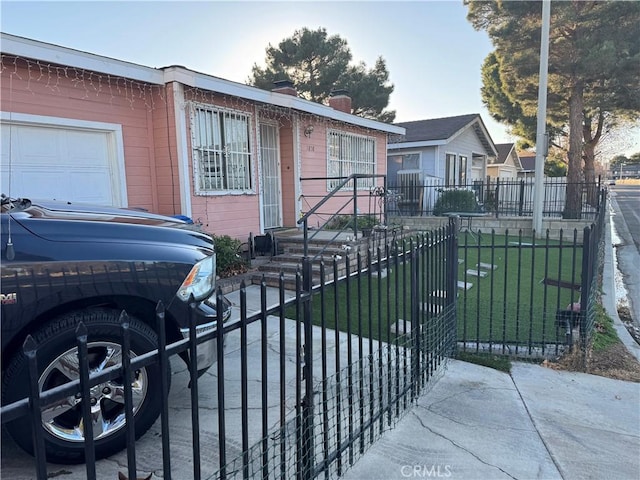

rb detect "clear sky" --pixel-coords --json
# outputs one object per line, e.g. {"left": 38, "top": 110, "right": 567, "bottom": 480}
{"left": 1, "top": 0, "right": 636, "bottom": 156}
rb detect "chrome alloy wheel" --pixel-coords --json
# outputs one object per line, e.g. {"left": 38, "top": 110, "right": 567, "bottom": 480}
{"left": 38, "top": 341, "right": 148, "bottom": 442}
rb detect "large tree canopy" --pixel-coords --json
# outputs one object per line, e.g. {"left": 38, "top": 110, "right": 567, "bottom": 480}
{"left": 466, "top": 1, "right": 640, "bottom": 217}
{"left": 248, "top": 27, "right": 395, "bottom": 122}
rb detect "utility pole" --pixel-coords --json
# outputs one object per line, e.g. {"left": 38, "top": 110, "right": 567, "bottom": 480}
{"left": 533, "top": 0, "right": 551, "bottom": 237}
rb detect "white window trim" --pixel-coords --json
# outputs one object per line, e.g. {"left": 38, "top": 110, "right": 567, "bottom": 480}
{"left": 444, "top": 151, "right": 457, "bottom": 187}
{"left": 257, "top": 116, "right": 283, "bottom": 232}
{"left": 0, "top": 111, "right": 127, "bottom": 207}
{"left": 189, "top": 102, "right": 256, "bottom": 196}
{"left": 390, "top": 150, "right": 422, "bottom": 171}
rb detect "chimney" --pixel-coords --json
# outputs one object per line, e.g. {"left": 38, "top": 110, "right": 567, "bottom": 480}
{"left": 272, "top": 79, "right": 297, "bottom": 97}
{"left": 328, "top": 89, "right": 352, "bottom": 114}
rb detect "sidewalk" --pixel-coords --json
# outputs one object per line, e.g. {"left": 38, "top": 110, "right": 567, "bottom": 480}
{"left": 341, "top": 359, "right": 640, "bottom": 480}
{"left": 341, "top": 207, "right": 640, "bottom": 480}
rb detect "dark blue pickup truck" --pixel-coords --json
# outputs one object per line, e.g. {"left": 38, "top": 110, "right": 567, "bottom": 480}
{"left": 1, "top": 195, "right": 231, "bottom": 464}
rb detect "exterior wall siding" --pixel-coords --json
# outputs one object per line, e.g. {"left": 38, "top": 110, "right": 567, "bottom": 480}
{"left": 182, "top": 89, "right": 260, "bottom": 240}
{"left": 437, "top": 128, "right": 486, "bottom": 179}
{"left": 2, "top": 53, "right": 397, "bottom": 242}
{"left": 298, "top": 123, "right": 387, "bottom": 230}
{"left": 0, "top": 56, "right": 161, "bottom": 211}
{"left": 152, "top": 83, "right": 181, "bottom": 216}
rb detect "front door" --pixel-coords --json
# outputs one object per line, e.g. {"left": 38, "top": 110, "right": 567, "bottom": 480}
{"left": 259, "top": 123, "right": 282, "bottom": 230}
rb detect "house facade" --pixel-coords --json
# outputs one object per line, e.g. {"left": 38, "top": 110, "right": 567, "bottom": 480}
{"left": 387, "top": 114, "right": 497, "bottom": 188}
{"left": 487, "top": 143, "right": 523, "bottom": 179}
{"left": 0, "top": 33, "right": 403, "bottom": 240}
{"left": 518, "top": 154, "right": 536, "bottom": 179}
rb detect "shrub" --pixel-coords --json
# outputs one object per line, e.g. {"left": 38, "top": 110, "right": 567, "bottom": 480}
{"left": 212, "top": 234, "right": 248, "bottom": 278}
{"left": 433, "top": 189, "right": 478, "bottom": 216}
{"left": 325, "top": 214, "right": 379, "bottom": 231}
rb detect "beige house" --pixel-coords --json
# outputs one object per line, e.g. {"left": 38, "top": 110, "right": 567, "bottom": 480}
{"left": 487, "top": 143, "right": 523, "bottom": 179}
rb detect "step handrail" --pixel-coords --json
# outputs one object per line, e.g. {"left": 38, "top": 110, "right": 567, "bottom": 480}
{"left": 297, "top": 173, "right": 386, "bottom": 258}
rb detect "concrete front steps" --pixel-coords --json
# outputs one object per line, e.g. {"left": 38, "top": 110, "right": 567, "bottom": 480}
{"left": 251, "top": 228, "right": 409, "bottom": 289}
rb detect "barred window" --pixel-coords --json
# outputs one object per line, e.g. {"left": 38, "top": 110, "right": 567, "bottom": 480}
{"left": 192, "top": 107, "right": 252, "bottom": 192}
{"left": 327, "top": 130, "right": 376, "bottom": 190}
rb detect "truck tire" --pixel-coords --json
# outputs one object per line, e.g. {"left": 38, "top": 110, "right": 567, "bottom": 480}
{"left": 2, "top": 308, "right": 168, "bottom": 464}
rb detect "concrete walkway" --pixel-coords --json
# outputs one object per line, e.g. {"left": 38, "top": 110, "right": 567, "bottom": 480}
{"left": 341, "top": 359, "right": 640, "bottom": 480}
{"left": 342, "top": 208, "right": 640, "bottom": 480}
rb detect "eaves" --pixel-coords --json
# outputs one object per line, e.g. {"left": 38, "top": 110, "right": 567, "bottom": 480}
{"left": 2, "top": 32, "right": 405, "bottom": 135}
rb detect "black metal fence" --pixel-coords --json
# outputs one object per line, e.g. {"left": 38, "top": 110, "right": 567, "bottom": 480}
{"left": 1, "top": 225, "right": 458, "bottom": 480}
{"left": 454, "top": 191, "right": 607, "bottom": 359}
{"left": 1, "top": 189, "right": 608, "bottom": 478}
{"left": 387, "top": 178, "right": 604, "bottom": 219}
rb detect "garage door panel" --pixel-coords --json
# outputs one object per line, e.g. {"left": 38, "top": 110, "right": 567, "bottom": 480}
{"left": 67, "top": 130, "right": 110, "bottom": 165}
{"left": 1, "top": 167, "right": 69, "bottom": 200}
{"left": 14, "top": 126, "right": 64, "bottom": 165}
{"left": 1, "top": 166, "right": 113, "bottom": 204}
{"left": 0, "top": 123, "right": 116, "bottom": 205}
{"left": 68, "top": 171, "right": 113, "bottom": 203}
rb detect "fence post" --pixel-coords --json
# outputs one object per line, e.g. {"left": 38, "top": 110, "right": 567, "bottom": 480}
{"left": 410, "top": 241, "right": 420, "bottom": 401}
{"left": 518, "top": 179, "right": 526, "bottom": 217}
{"left": 24, "top": 335, "right": 48, "bottom": 480}
{"left": 447, "top": 217, "right": 459, "bottom": 355}
{"left": 495, "top": 178, "right": 501, "bottom": 218}
{"left": 579, "top": 226, "right": 591, "bottom": 356}
{"left": 301, "top": 257, "right": 315, "bottom": 478}
{"left": 353, "top": 177, "right": 359, "bottom": 239}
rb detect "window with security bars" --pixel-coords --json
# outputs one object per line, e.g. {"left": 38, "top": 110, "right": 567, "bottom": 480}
{"left": 192, "top": 106, "right": 252, "bottom": 192}
{"left": 327, "top": 130, "right": 376, "bottom": 190}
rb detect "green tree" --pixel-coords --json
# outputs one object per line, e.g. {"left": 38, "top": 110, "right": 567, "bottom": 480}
{"left": 544, "top": 155, "right": 567, "bottom": 177}
{"left": 249, "top": 27, "right": 395, "bottom": 122}
{"left": 467, "top": 1, "right": 640, "bottom": 217}
{"left": 609, "top": 154, "right": 629, "bottom": 169}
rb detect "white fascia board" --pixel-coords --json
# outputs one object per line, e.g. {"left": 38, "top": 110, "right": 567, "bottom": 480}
{"left": 163, "top": 67, "right": 405, "bottom": 135}
{"left": 1, "top": 33, "right": 164, "bottom": 85}
{"left": 2, "top": 32, "right": 404, "bottom": 135}
{"left": 388, "top": 140, "right": 444, "bottom": 150}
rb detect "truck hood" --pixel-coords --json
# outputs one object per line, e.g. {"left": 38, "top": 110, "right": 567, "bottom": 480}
{"left": 6, "top": 198, "right": 214, "bottom": 250}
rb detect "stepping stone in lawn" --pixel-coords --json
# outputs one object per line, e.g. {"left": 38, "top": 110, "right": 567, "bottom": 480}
{"left": 458, "top": 258, "right": 465, "bottom": 264}
{"left": 477, "top": 262, "right": 497, "bottom": 270}
{"left": 390, "top": 319, "right": 413, "bottom": 335}
{"left": 457, "top": 281, "right": 473, "bottom": 290}
{"left": 466, "top": 269, "right": 488, "bottom": 278}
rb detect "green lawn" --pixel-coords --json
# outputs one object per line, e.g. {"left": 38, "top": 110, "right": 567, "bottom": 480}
{"left": 456, "top": 233, "right": 583, "bottom": 347}
{"left": 289, "top": 233, "right": 584, "bottom": 349}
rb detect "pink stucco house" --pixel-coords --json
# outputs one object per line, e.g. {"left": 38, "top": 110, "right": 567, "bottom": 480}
{"left": 0, "top": 33, "right": 404, "bottom": 240}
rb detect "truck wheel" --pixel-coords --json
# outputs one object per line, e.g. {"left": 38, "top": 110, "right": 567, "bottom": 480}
{"left": 2, "top": 309, "right": 168, "bottom": 464}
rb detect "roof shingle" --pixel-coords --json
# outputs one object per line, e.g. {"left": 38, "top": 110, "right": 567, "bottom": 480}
{"left": 392, "top": 113, "right": 480, "bottom": 143}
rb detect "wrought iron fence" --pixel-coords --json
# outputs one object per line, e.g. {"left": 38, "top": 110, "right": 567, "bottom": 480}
{"left": 1, "top": 225, "right": 457, "bottom": 480}
{"left": 454, "top": 191, "right": 607, "bottom": 359}
{"left": 1, "top": 193, "right": 608, "bottom": 478}
{"left": 387, "top": 178, "right": 604, "bottom": 219}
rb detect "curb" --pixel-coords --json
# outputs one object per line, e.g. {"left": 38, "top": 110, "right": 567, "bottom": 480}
{"left": 601, "top": 202, "right": 640, "bottom": 362}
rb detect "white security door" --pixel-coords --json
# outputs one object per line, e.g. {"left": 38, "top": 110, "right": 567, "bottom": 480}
{"left": 259, "top": 123, "right": 282, "bottom": 230}
{"left": 1, "top": 123, "right": 117, "bottom": 205}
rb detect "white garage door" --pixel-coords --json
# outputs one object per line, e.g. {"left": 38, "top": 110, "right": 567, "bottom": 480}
{"left": 1, "top": 123, "right": 119, "bottom": 205}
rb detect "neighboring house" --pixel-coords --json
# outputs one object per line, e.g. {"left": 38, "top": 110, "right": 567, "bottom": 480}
{"left": 518, "top": 154, "right": 536, "bottom": 179}
{"left": 387, "top": 114, "right": 497, "bottom": 186}
{"left": 0, "top": 33, "right": 404, "bottom": 240}
{"left": 386, "top": 114, "right": 497, "bottom": 213}
{"left": 487, "top": 143, "right": 523, "bottom": 179}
